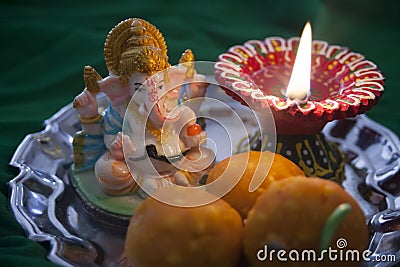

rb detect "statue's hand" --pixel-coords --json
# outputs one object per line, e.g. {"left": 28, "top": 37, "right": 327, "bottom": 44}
{"left": 176, "top": 106, "right": 206, "bottom": 148}
{"left": 122, "top": 133, "right": 136, "bottom": 156}
{"left": 186, "top": 74, "right": 209, "bottom": 99}
{"left": 110, "top": 132, "right": 124, "bottom": 161}
{"left": 181, "top": 129, "right": 206, "bottom": 148}
{"left": 73, "top": 89, "right": 99, "bottom": 118}
{"left": 110, "top": 132, "right": 136, "bottom": 161}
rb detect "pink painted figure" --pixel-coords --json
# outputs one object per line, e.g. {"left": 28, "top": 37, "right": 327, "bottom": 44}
{"left": 72, "top": 18, "right": 214, "bottom": 196}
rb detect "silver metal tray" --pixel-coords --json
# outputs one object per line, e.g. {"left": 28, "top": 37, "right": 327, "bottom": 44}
{"left": 9, "top": 91, "right": 400, "bottom": 267}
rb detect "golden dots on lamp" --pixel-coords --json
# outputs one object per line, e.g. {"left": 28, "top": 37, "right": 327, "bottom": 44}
{"left": 271, "top": 40, "right": 282, "bottom": 52}
{"left": 234, "top": 48, "right": 249, "bottom": 58}
{"left": 327, "top": 60, "right": 338, "bottom": 71}
{"left": 277, "top": 101, "right": 286, "bottom": 107}
{"left": 266, "top": 53, "right": 276, "bottom": 65}
{"left": 344, "top": 55, "right": 362, "bottom": 64}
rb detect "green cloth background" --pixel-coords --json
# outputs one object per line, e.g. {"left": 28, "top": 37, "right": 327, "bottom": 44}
{"left": 1, "top": 0, "right": 399, "bottom": 266}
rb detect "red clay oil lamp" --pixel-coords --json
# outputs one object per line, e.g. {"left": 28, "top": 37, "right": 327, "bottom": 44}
{"left": 215, "top": 22, "right": 384, "bottom": 182}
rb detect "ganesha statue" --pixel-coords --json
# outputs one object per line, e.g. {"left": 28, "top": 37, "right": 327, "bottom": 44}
{"left": 72, "top": 18, "right": 214, "bottom": 197}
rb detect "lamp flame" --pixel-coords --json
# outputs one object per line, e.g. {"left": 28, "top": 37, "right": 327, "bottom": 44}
{"left": 285, "top": 22, "right": 312, "bottom": 103}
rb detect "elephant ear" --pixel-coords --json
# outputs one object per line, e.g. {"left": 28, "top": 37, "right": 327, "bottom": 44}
{"left": 98, "top": 75, "right": 131, "bottom": 104}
